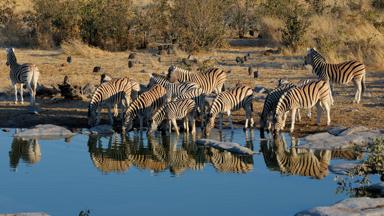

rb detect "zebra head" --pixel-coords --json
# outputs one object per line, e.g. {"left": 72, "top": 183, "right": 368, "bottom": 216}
{"left": 304, "top": 47, "right": 317, "bottom": 66}
{"left": 5, "top": 48, "right": 15, "bottom": 66}
{"left": 167, "top": 65, "right": 177, "bottom": 83}
{"left": 147, "top": 118, "right": 158, "bottom": 135}
{"left": 203, "top": 113, "right": 215, "bottom": 137}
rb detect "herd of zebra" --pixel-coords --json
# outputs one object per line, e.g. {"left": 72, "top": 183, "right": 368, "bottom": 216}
{"left": 5, "top": 47, "right": 366, "bottom": 137}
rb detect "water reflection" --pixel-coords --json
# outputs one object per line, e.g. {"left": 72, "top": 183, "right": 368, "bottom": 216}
{"left": 87, "top": 132, "right": 254, "bottom": 175}
{"left": 9, "top": 137, "right": 41, "bottom": 170}
{"left": 260, "top": 135, "right": 331, "bottom": 179}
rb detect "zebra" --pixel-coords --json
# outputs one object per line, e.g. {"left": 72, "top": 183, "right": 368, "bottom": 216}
{"left": 304, "top": 47, "right": 366, "bottom": 103}
{"left": 260, "top": 82, "right": 296, "bottom": 136}
{"left": 167, "top": 65, "right": 228, "bottom": 94}
{"left": 147, "top": 73, "right": 199, "bottom": 101}
{"left": 9, "top": 137, "right": 41, "bottom": 170}
{"left": 273, "top": 80, "right": 332, "bottom": 133}
{"left": 204, "top": 84, "right": 254, "bottom": 137}
{"left": 208, "top": 147, "right": 253, "bottom": 173}
{"left": 88, "top": 77, "right": 140, "bottom": 127}
{"left": 174, "top": 87, "right": 207, "bottom": 128}
{"left": 148, "top": 99, "right": 197, "bottom": 136}
{"left": 123, "top": 84, "right": 167, "bottom": 132}
{"left": 5, "top": 48, "right": 40, "bottom": 106}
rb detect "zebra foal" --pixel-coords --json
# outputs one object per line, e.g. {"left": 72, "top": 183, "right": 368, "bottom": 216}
{"left": 148, "top": 99, "right": 197, "bottom": 136}
{"left": 304, "top": 48, "right": 366, "bottom": 103}
{"left": 204, "top": 85, "right": 254, "bottom": 137}
{"left": 5, "top": 48, "right": 40, "bottom": 106}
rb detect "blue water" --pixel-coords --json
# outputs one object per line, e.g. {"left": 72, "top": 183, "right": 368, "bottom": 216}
{"left": 0, "top": 129, "right": 351, "bottom": 216}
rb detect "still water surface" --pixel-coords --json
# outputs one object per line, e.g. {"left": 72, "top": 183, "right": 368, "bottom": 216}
{"left": 0, "top": 129, "right": 360, "bottom": 216}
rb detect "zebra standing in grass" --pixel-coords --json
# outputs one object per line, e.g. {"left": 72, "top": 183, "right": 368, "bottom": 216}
{"left": 304, "top": 48, "right": 366, "bottom": 103}
{"left": 148, "top": 99, "right": 197, "bottom": 136}
{"left": 273, "top": 80, "right": 332, "bottom": 133}
{"left": 5, "top": 48, "right": 40, "bottom": 107}
{"left": 88, "top": 77, "right": 140, "bottom": 127}
{"left": 123, "top": 84, "right": 167, "bottom": 132}
{"left": 204, "top": 84, "right": 254, "bottom": 137}
{"left": 147, "top": 73, "right": 199, "bottom": 101}
{"left": 167, "top": 66, "right": 228, "bottom": 94}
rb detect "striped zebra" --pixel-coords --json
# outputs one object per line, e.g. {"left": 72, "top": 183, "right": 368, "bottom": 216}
{"left": 148, "top": 99, "right": 197, "bottom": 135}
{"left": 208, "top": 148, "right": 253, "bottom": 173}
{"left": 167, "top": 65, "right": 228, "bottom": 94}
{"left": 5, "top": 48, "right": 40, "bottom": 106}
{"left": 9, "top": 137, "right": 41, "bottom": 170}
{"left": 147, "top": 73, "right": 199, "bottom": 101}
{"left": 123, "top": 84, "right": 167, "bottom": 131}
{"left": 273, "top": 80, "right": 332, "bottom": 133}
{"left": 260, "top": 79, "right": 315, "bottom": 137}
{"left": 88, "top": 77, "right": 140, "bottom": 127}
{"left": 304, "top": 48, "right": 366, "bottom": 103}
{"left": 204, "top": 84, "right": 254, "bottom": 137}
{"left": 174, "top": 87, "right": 207, "bottom": 128}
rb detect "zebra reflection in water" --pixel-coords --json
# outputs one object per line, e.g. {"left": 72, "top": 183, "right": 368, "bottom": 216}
{"left": 87, "top": 132, "right": 254, "bottom": 175}
{"left": 9, "top": 137, "right": 41, "bottom": 170}
{"left": 260, "top": 134, "right": 331, "bottom": 179}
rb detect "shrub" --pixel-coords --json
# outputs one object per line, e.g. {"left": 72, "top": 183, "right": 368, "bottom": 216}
{"left": 172, "top": 0, "right": 229, "bottom": 51}
{"left": 281, "top": 7, "right": 310, "bottom": 51}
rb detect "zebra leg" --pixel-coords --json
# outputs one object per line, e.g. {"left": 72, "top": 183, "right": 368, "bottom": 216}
{"left": 190, "top": 115, "right": 196, "bottom": 135}
{"left": 168, "top": 120, "right": 172, "bottom": 135}
{"left": 172, "top": 119, "right": 179, "bottom": 136}
{"left": 139, "top": 116, "right": 144, "bottom": 131}
{"left": 219, "top": 113, "right": 223, "bottom": 131}
{"left": 307, "top": 108, "right": 312, "bottom": 118}
{"left": 282, "top": 112, "right": 288, "bottom": 129}
{"left": 324, "top": 100, "right": 331, "bottom": 126}
{"left": 227, "top": 110, "right": 234, "bottom": 130}
{"left": 184, "top": 117, "right": 189, "bottom": 133}
{"left": 353, "top": 78, "right": 362, "bottom": 104}
{"left": 297, "top": 108, "right": 302, "bottom": 122}
{"left": 290, "top": 109, "right": 297, "bottom": 133}
{"left": 20, "top": 83, "right": 24, "bottom": 104}
{"left": 14, "top": 84, "right": 18, "bottom": 104}
{"left": 316, "top": 102, "right": 323, "bottom": 126}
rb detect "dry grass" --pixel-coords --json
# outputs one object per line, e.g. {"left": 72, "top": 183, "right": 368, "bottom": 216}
{"left": 61, "top": 40, "right": 112, "bottom": 58}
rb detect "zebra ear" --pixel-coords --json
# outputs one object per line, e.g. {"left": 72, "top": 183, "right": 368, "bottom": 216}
{"left": 11, "top": 48, "right": 14, "bottom": 52}
{"left": 313, "top": 47, "right": 317, "bottom": 51}
{"left": 307, "top": 47, "right": 310, "bottom": 51}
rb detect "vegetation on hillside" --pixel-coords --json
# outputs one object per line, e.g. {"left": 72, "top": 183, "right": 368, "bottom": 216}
{"left": 1, "top": 0, "right": 384, "bottom": 66}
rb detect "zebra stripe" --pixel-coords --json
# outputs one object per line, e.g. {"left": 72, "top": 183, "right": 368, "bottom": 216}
{"left": 88, "top": 77, "right": 140, "bottom": 127}
{"left": 174, "top": 87, "right": 207, "bottom": 127}
{"left": 148, "top": 99, "right": 196, "bottom": 135}
{"left": 273, "top": 80, "right": 332, "bottom": 133}
{"left": 148, "top": 73, "right": 199, "bottom": 101}
{"left": 123, "top": 84, "right": 167, "bottom": 131}
{"left": 208, "top": 148, "right": 253, "bottom": 173}
{"left": 204, "top": 85, "right": 254, "bottom": 137}
{"left": 167, "top": 66, "right": 227, "bottom": 94}
{"left": 304, "top": 48, "right": 366, "bottom": 103}
{"left": 9, "top": 138, "right": 41, "bottom": 170}
{"left": 5, "top": 48, "right": 40, "bottom": 106}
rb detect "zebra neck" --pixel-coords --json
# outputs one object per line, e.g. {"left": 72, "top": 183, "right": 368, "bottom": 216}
{"left": 153, "top": 107, "right": 166, "bottom": 125}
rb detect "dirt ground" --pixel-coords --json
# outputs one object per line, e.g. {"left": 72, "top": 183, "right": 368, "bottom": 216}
{"left": 0, "top": 39, "right": 383, "bottom": 136}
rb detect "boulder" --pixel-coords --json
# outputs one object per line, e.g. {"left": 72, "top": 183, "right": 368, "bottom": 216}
{"left": 196, "top": 139, "right": 254, "bottom": 155}
{"left": 296, "top": 197, "right": 384, "bottom": 216}
{"left": 89, "top": 124, "right": 114, "bottom": 135}
{"left": 363, "top": 182, "right": 384, "bottom": 197}
{"left": 14, "top": 124, "right": 75, "bottom": 140}
{"left": 298, "top": 126, "right": 384, "bottom": 150}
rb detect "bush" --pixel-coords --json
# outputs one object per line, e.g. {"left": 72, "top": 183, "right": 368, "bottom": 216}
{"left": 281, "top": 7, "right": 310, "bottom": 51}
{"left": 172, "top": 0, "right": 229, "bottom": 51}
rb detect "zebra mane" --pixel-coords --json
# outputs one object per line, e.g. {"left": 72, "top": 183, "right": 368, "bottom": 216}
{"left": 6, "top": 48, "right": 17, "bottom": 64}
{"left": 275, "top": 90, "right": 292, "bottom": 117}
{"left": 311, "top": 48, "right": 326, "bottom": 62}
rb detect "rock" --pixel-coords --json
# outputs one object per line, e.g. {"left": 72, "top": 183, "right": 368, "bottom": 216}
{"left": 298, "top": 126, "right": 384, "bottom": 150}
{"left": 196, "top": 139, "right": 255, "bottom": 155}
{"left": 0, "top": 212, "right": 49, "bottom": 216}
{"left": 328, "top": 126, "right": 348, "bottom": 136}
{"left": 93, "top": 66, "right": 101, "bottom": 73}
{"left": 89, "top": 124, "right": 114, "bottom": 135}
{"left": 296, "top": 197, "right": 384, "bottom": 216}
{"left": 235, "top": 56, "right": 244, "bottom": 64}
{"left": 128, "top": 53, "right": 136, "bottom": 59}
{"left": 14, "top": 124, "right": 75, "bottom": 140}
{"left": 81, "top": 83, "right": 96, "bottom": 96}
{"left": 66, "top": 56, "right": 72, "bottom": 64}
{"left": 329, "top": 162, "right": 363, "bottom": 175}
{"left": 2, "top": 128, "right": 10, "bottom": 132}
{"left": 128, "top": 60, "right": 134, "bottom": 68}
